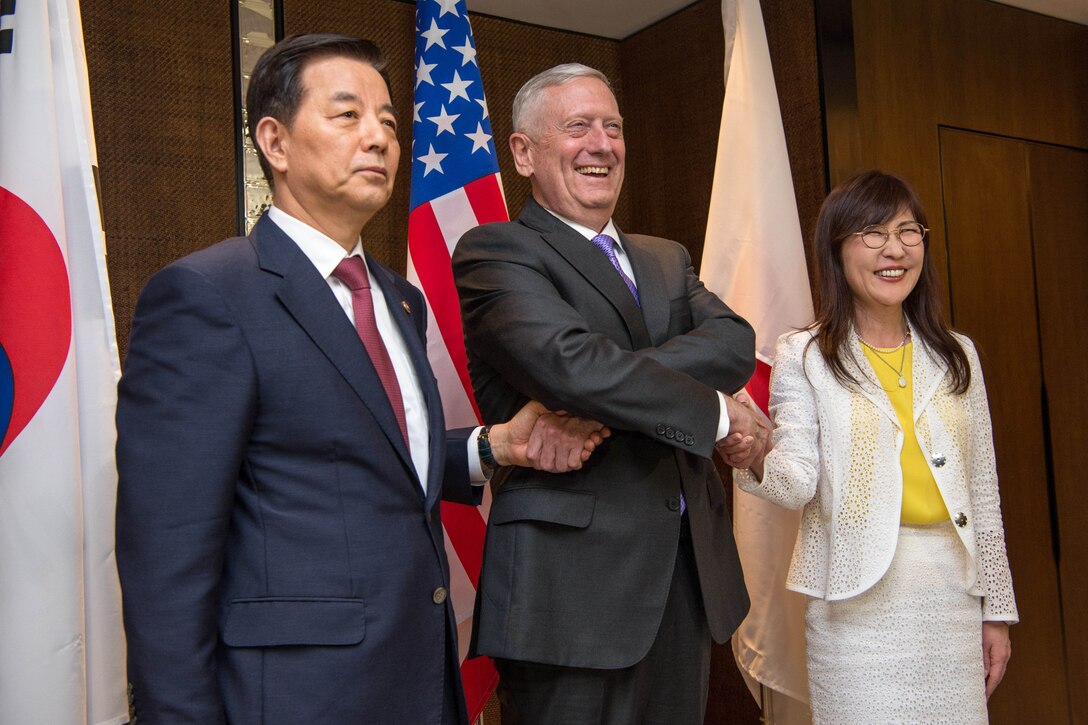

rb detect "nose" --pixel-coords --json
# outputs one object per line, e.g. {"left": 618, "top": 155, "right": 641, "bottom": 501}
{"left": 584, "top": 123, "right": 612, "bottom": 153}
{"left": 358, "top": 114, "right": 390, "bottom": 152}
{"left": 881, "top": 233, "right": 907, "bottom": 258}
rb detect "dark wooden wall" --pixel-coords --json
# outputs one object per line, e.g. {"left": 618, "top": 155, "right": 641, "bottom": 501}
{"left": 820, "top": 0, "right": 1088, "bottom": 722}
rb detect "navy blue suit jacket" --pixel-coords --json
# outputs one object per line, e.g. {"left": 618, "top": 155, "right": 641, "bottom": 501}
{"left": 116, "top": 215, "right": 477, "bottom": 724}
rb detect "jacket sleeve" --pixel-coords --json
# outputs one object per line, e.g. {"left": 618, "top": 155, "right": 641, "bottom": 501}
{"left": 116, "top": 263, "right": 257, "bottom": 723}
{"left": 959, "top": 337, "right": 1018, "bottom": 622}
{"left": 735, "top": 332, "right": 821, "bottom": 510}
{"left": 629, "top": 239, "right": 756, "bottom": 395}
{"left": 440, "top": 426, "right": 482, "bottom": 505}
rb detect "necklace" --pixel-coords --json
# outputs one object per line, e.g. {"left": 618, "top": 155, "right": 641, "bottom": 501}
{"left": 859, "top": 332, "right": 909, "bottom": 388}
{"left": 856, "top": 331, "right": 908, "bottom": 353}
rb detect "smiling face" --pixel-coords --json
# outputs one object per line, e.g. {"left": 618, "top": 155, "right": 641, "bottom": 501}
{"left": 256, "top": 55, "right": 399, "bottom": 247}
{"left": 841, "top": 209, "right": 925, "bottom": 319}
{"left": 509, "top": 76, "right": 624, "bottom": 231}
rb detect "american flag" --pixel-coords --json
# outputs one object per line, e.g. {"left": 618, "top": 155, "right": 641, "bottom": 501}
{"left": 408, "top": 0, "right": 508, "bottom": 717}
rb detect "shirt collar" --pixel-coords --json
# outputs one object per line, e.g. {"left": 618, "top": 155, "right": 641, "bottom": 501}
{"left": 543, "top": 208, "right": 622, "bottom": 251}
{"left": 268, "top": 205, "right": 365, "bottom": 279}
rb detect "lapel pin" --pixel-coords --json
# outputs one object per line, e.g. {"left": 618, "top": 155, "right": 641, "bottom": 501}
{"left": 401, "top": 300, "right": 412, "bottom": 315}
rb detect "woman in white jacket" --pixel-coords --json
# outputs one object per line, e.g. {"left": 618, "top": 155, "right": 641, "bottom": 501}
{"left": 728, "top": 171, "right": 1017, "bottom": 723}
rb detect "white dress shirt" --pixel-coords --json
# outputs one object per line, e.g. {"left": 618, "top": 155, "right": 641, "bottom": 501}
{"left": 268, "top": 206, "right": 487, "bottom": 490}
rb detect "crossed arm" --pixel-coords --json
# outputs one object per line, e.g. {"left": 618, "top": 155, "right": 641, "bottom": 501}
{"left": 454, "top": 227, "right": 762, "bottom": 457}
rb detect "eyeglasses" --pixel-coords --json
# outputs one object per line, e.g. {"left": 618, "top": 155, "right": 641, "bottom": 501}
{"left": 850, "top": 222, "right": 928, "bottom": 249}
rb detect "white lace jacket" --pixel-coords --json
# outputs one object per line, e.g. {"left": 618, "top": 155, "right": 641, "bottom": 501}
{"left": 736, "top": 326, "right": 1018, "bottom": 622}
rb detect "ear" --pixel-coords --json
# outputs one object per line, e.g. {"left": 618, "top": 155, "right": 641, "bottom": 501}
{"left": 509, "top": 133, "right": 534, "bottom": 179}
{"left": 255, "top": 116, "right": 290, "bottom": 176}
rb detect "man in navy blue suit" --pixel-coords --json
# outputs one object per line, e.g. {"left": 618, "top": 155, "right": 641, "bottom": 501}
{"left": 115, "top": 34, "right": 605, "bottom": 724}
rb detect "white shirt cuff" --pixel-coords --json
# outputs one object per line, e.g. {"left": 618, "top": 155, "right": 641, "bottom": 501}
{"left": 467, "top": 426, "right": 488, "bottom": 484}
{"left": 716, "top": 391, "right": 731, "bottom": 441}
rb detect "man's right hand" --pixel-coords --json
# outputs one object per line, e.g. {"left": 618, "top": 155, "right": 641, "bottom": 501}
{"left": 489, "top": 401, "right": 611, "bottom": 473}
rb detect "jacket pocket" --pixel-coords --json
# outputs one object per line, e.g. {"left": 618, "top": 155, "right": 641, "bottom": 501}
{"left": 489, "top": 486, "right": 595, "bottom": 528}
{"left": 222, "top": 597, "right": 366, "bottom": 647}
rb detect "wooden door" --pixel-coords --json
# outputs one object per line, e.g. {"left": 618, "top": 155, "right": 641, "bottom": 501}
{"left": 1028, "top": 144, "right": 1088, "bottom": 722}
{"left": 940, "top": 127, "right": 1086, "bottom": 724}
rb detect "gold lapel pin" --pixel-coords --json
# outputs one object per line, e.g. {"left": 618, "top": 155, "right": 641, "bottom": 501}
{"left": 402, "top": 300, "right": 412, "bottom": 315}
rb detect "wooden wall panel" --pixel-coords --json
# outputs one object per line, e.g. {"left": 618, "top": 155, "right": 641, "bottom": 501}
{"left": 843, "top": 0, "right": 1088, "bottom": 313}
{"left": 1028, "top": 144, "right": 1088, "bottom": 724}
{"left": 620, "top": 0, "right": 725, "bottom": 270}
{"left": 939, "top": 128, "right": 1069, "bottom": 724}
{"left": 82, "top": 0, "right": 238, "bottom": 360}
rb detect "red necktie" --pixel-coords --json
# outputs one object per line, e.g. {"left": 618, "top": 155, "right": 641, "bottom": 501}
{"left": 332, "top": 256, "right": 410, "bottom": 450}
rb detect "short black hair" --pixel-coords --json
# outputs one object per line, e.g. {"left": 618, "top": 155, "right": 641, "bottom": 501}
{"left": 245, "top": 33, "right": 391, "bottom": 187}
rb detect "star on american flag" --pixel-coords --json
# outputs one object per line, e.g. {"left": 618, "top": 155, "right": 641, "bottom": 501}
{"left": 410, "top": 0, "right": 500, "bottom": 209}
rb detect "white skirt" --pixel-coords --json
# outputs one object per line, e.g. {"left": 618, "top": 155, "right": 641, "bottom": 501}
{"left": 805, "top": 522, "right": 987, "bottom": 724}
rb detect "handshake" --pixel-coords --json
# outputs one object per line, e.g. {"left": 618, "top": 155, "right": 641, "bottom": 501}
{"left": 487, "top": 400, "right": 612, "bottom": 474}
{"left": 489, "top": 392, "right": 770, "bottom": 476}
{"left": 716, "top": 391, "right": 771, "bottom": 475}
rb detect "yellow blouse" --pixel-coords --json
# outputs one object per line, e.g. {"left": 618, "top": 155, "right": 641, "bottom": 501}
{"left": 862, "top": 342, "right": 950, "bottom": 524}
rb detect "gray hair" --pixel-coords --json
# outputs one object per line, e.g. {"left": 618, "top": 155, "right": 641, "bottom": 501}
{"left": 512, "top": 63, "right": 615, "bottom": 135}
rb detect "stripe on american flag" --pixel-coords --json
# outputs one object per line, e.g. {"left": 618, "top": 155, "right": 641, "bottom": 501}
{"left": 409, "top": 0, "right": 508, "bottom": 716}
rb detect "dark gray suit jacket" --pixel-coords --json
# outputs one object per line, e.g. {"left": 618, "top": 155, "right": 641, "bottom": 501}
{"left": 452, "top": 198, "right": 754, "bottom": 669}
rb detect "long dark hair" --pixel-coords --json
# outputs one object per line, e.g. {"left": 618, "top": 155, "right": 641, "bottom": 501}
{"left": 807, "top": 170, "right": 970, "bottom": 393}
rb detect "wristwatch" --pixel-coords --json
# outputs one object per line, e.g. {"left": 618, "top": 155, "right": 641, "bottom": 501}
{"left": 477, "top": 425, "right": 496, "bottom": 478}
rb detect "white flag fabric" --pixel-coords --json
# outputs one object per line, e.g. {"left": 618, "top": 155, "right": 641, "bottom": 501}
{"left": 699, "top": 0, "right": 814, "bottom": 713}
{"left": 0, "top": 1, "right": 128, "bottom": 723}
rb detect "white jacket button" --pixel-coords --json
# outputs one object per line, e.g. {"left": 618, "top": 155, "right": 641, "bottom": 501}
{"left": 954, "top": 512, "right": 967, "bottom": 528}
{"left": 931, "top": 454, "right": 946, "bottom": 467}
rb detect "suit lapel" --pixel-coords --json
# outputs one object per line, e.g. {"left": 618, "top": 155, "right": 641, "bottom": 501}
{"left": 910, "top": 327, "right": 949, "bottom": 422}
{"left": 519, "top": 199, "right": 651, "bottom": 349}
{"left": 621, "top": 232, "right": 670, "bottom": 345}
{"left": 368, "top": 255, "right": 448, "bottom": 504}
{"left": 254, "top": 217, "right": 416, "bottom": 476}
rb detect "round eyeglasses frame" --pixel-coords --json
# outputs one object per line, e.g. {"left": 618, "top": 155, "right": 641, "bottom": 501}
{"left": 850, "top": 223, "right": 928, "bottom": 249}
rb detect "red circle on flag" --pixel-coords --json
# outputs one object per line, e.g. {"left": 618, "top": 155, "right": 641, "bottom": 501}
{"left": 0, "top": 186, "right": 72, "bottom": 456}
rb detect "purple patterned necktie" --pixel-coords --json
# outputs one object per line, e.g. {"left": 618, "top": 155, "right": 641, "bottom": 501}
{"left": 591, "top": 234, "right": 639, "bottom": 305}
{"left": 591, "top": 234, "right": 686, "bottom": 514}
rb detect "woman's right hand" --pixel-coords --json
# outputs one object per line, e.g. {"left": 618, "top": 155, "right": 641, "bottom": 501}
{"left": 717, "top": 392, "right": 772, "bottom": 476}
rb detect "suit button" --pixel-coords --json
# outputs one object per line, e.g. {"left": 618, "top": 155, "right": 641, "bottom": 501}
{"left": 665, "top": 427, "right": 675, "bottom": 439}
{"left": 425, "top": 512, "right": 433, "bottom": 524}
{"left": 656, "top": 423, "right": 666, "bottom": 435}
{"left": 954, "top": 512, "right": 968, "bottom": 528}
{"left": 684, "top": 434, "right": 695, "bottom": 446}
{"left": 931, "top": 454, "right": 946, "bottom": 467}
{"left": 667, "top": 496, "right": 681, "bottom": 511}
{"left": 432, "top": 587, "right": 448, "bottom": 604}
